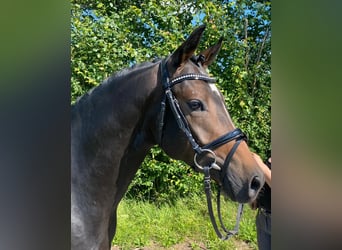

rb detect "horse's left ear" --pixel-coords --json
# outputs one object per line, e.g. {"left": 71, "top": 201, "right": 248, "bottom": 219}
{"left": 198, "top": 37, "right": 223, "bottom": 67}
{"left": 169, "top": 25, "right": 206, "bottom": 69}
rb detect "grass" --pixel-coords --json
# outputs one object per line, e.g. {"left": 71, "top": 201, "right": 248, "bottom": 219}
{"left": 112, "top": 194, "right": 258, "bottom": 249}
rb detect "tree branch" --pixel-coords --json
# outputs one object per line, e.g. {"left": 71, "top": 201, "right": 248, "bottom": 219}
{"left": 244, "top": 18, "right": 249, "bottom": 71}
{"left": 252, "top": 25, "right": 270, "bottom": 92}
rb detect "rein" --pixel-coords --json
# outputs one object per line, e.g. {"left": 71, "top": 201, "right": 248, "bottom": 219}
{"left": 157, "top": 59, "right": 247, "bottom": 240}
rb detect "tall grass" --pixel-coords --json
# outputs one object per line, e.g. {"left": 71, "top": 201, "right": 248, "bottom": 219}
{"left": 112, "top": 195, "right": 257, "bottom": 249}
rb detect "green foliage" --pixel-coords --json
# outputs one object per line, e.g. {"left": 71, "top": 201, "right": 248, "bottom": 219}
{"left": 126, "top": 146, "right": 204, "bottom": 204}
{"left": 71, "top": 0, "right": 271, "bottom": 202}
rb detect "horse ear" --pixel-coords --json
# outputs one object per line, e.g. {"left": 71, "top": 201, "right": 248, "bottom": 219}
{"left": 169, "top": 25, "right": 206, "bottom": 68}
{"left": 198, "top": 37, "right": 223, "bottom": 67}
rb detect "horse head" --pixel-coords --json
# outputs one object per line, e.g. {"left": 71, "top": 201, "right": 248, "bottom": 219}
{"left": 157, "top": 25, "right": 265, "bottom": 203}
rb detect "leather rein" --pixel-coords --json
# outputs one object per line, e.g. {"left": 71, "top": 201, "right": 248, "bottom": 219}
{"left": 156, "top": 59, "right": 247, "bottom": 240}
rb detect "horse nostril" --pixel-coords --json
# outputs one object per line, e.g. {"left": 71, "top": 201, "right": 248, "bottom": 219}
{"left": 250, "top": 176, "right": 262, "bottom": 192}
{"left": 248, "top": 176, "right": 262, "bottom": 199}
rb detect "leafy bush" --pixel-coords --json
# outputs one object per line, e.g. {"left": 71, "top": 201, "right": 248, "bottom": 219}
{"left": 126, "top": 146, "right": 204, "bottom": 204}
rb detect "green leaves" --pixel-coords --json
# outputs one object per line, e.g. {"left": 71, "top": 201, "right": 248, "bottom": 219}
{"left": 126, "top": 146, "right": 203, "bottom": 204}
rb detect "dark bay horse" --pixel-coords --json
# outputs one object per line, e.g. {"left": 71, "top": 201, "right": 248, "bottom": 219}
{"left": 71, "top": 25, "right": 265, "bottom": 250}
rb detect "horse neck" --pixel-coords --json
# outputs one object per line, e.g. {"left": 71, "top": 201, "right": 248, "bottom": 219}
{"left": 106, "top": 63, "right": 164, "bottom": 203}
{"left": 72, "top": 61, "right": 163, "bottom": 196}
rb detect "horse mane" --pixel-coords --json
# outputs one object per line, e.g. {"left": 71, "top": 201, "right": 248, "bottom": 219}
{"left": 115, "top": 58, "right": 161, "bottom": 78}
{"left": 73, "top": 58, "right": 162, "bottom": 106}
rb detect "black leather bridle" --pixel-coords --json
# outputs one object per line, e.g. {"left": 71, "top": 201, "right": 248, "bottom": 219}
{"left": 156, "top": 59, "right": 248, "bottom": 240}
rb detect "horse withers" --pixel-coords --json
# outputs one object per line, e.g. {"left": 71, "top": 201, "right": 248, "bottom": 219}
{"left": 71, "top": 25, "right": 265, "bottom": 250}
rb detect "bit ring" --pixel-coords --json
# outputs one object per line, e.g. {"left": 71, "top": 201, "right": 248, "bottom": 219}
{"left": 194, "top": 149, "right": 220, "bottom": 171}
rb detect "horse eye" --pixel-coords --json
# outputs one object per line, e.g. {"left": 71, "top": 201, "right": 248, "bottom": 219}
{"left": 187, "top": 100, "right": 204, "bottom": 111}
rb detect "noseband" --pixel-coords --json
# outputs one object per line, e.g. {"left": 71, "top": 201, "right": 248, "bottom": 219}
{"left": 156, "top": 59, "right": 247, "bottom": 240}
